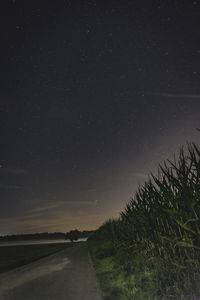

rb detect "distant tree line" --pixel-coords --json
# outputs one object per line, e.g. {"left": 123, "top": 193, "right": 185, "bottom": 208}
{"left": 0, "top": 232, "right": 66, "bottom": 241}
{"left": 0, "top": 230, "right": 94, "bottom": 242}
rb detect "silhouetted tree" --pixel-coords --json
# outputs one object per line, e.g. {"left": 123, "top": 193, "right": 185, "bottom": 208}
{"left": 65, "top": 229, "right": 80, "bottom": 242}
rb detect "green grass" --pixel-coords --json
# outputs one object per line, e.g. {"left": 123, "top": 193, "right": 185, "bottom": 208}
{"left": 88, "top": 142, "right": 200, "bottom": 300}
{"left": 88, "top": 239, "right": 123, "bottom": 300}
{"left": 0, "top": 242, "right": 73, "bottom": 273}
{"left": 88, "top": 239, "right": 138, "bottom": 300}
{"left": 88, "top": 238, "right": 200, "bottom": 300}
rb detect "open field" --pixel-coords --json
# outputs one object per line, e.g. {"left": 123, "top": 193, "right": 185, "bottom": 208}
{"left": 0, "top": 242, "right": 73, "bottom": 273}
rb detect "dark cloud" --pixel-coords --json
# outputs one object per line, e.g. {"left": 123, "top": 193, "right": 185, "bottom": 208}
{"left": 146, "top": 92, "right": 200, "bottom": 99}
{"left": 0, "top": 183, "right": 26, "bottom": 190}
{"left": 0, "top": 167, "right": 26, "bottom": 175}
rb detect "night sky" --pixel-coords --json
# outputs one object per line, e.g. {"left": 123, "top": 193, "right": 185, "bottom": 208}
{"left": 1, "top": 0, "right": 200, "bottom": 234}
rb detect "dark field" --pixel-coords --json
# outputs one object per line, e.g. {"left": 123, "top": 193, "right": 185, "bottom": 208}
{"left": 0, "top": 243, "right": 73, "bottom": 273}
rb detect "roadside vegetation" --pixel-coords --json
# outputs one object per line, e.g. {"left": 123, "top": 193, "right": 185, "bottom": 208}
{"left": 0, "top": 243, "right": 73, "bottom": 273}
{"left": 88, "top": 142, "right": 200, "bottom": 299}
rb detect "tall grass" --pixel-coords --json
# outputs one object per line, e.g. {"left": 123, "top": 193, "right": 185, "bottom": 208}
{"left": 89, "top": 143, "right": 200, "bottom": 299}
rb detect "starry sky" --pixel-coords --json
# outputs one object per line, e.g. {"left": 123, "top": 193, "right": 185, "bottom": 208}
{"left": 1, "top": 0, "right": 200, "bottom": 234}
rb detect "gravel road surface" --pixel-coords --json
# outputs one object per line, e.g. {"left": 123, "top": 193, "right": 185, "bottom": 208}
{"left": 0, "top": 242, "right": 103, "bottom": 300}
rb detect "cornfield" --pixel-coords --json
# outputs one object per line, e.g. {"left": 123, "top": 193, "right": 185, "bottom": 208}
{"left": 91, "top": 143, "right": 200, "bottom": 299}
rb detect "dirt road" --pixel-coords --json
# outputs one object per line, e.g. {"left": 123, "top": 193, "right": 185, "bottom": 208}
{"left": 0, "top": 242, "right": 103, "bottom": 300}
